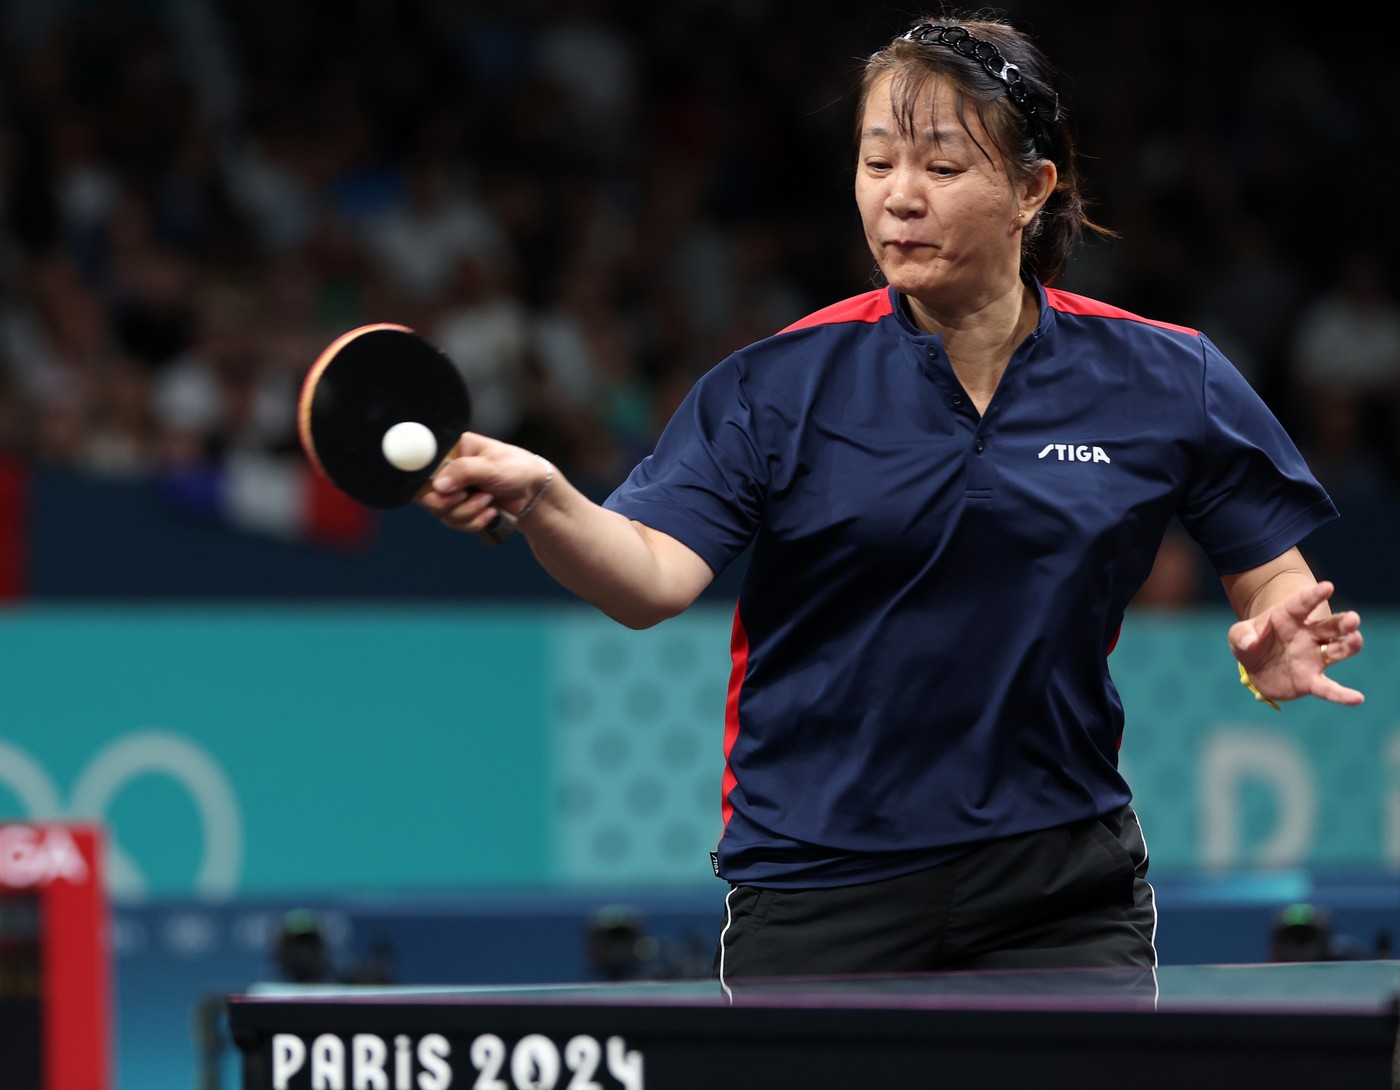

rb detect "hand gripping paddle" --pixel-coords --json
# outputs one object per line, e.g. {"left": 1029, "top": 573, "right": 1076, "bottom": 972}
{"left": 297, "top": 323, "right": 514, "bottom": 545}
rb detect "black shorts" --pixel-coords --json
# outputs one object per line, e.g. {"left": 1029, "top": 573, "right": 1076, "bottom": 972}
{"left": 714, "top": 805, "right": 1157, "bottom": 983}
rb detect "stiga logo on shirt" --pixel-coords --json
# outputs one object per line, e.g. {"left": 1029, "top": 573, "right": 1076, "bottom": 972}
{"left": 1038, "top": 443, "right": 1111, "bottom": 464}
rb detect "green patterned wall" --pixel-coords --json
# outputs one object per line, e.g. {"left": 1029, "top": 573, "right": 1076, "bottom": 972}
{"left": 549, "top": 610, "right": 732, "bottom": 885}
{"left": 546, "top": 607, "right": 1399, "bottom": 884}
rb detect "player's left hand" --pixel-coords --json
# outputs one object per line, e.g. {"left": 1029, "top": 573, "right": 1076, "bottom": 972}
{"left": 1228, "top": 581, "right": 1364, "bottom": 706}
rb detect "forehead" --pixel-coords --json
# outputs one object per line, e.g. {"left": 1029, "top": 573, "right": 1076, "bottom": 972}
{"left": 860, "top": 70, "right": 991, "bottom": 147}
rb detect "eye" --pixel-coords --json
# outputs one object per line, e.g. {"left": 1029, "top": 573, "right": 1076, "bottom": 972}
{"left": 863, "top": 158, "right": 891, "bottom": 173}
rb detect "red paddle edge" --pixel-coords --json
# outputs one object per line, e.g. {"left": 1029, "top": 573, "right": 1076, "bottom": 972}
{"left": 296, "top": 322, "right": 416, "bottom": 482}
{"left": 296, "top": 322, "right": 515, "bottom": 545}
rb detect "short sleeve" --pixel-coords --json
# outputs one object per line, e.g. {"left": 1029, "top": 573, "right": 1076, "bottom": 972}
{"left": 1178, "top": 334, "right": 1338, "bottom": 574}
{"left": 604, "top": 357, "right": 766, "bottom": 576}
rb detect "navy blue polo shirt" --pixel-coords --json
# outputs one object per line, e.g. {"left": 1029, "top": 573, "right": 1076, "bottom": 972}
{"left": 605, "top": 281, "right": 1337, "bottom": 889}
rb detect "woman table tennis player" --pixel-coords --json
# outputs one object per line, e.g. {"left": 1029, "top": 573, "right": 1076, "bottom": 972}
{"left": 419, "top": 12, "right": 1365, "bottom": 982}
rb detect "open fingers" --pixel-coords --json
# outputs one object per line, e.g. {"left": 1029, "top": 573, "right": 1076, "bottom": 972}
{"left": 1311, "top": 603, "right": 1362, "bottom": 674}
{"left": 1309, "top": 609, "right": 1361, "bottom": 644}
{"left": 1228, "top": 611, "right": 1273, "bottom": 658}
{"left": 1310, "top": 670, "right": 1365, "bottom": 706}
{"left": 1283, "top": 579, "right": 1335, "bottom": 624}
{"left": 1318, "top": 628, "right": 1364, "bottom": 668}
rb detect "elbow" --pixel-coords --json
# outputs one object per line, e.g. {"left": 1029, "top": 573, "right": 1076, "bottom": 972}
{"left": 603, "top": 591, "right": 695, "bottom": 631}
{"left": 605, "top": 602, "right": 684, "bottom": 630}
{"left": 609, "top": 612, "right": 663, "bottom": 631}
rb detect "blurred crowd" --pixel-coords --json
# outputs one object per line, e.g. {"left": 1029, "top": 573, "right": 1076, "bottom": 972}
{"left": 0, "top": 1, "right": 1396, "bottom": 546}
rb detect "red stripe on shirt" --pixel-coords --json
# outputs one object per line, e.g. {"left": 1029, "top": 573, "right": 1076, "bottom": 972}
{"left": 779, "top": 288, "right": 893, "bottom": 334}
{"left": 1046, "top": 287, "right": 1199, "bottom": 336}
{"left": 721, "top": 602, "right": 749, "bottom": 828}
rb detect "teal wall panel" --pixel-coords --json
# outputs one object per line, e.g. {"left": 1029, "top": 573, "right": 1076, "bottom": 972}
{"left": 0, "top": 605, "right": 1394, "bottom": 900}
{"left": 547, "top": 609, "right": 733, "bottom": 887}
{"left": 1112, "top": 610, "right": 1398, "bottom": 870}
{"left": 0, "top": 607, "right": 552, "bottom": 897}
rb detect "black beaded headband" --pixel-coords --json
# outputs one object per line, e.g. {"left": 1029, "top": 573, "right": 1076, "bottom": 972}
{"left": 900, "top": 23, "right": 1059, "bottom": 157}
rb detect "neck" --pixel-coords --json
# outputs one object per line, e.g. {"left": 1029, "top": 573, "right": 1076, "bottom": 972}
{"left": 910, "top": 280, "right": 1037, "bottom": 361}
{"left": 907, "top": 280, "right": 1039, "bottom": 412}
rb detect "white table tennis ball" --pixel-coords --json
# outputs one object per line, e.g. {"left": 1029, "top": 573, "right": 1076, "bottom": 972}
{"left": 381, "top": 421, "right": 438, "bottom": 472}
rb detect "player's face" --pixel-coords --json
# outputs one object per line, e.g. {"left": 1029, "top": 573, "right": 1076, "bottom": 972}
{"left": 856, "top": 73, "right": 1024, "bottom": 311}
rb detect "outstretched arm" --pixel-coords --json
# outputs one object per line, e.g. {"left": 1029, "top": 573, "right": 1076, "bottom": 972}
{"left": 1220, "top": 546, "right": 1364, "bottom": 706}
{"left": 417, "top": 432, "right": 716, "bottom": 629}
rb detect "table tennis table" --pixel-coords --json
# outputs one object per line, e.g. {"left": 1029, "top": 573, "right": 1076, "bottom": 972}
{"left": 228, "top": 960, "right": 1400, "bottom": 1089}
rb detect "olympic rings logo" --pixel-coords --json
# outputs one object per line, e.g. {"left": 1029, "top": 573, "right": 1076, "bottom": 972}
{"left": 0, "top": 730, "right": 243, "bottom": 898}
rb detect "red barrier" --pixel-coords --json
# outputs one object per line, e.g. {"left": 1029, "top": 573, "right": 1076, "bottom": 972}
{"left": 0, "top": 823, "right": 112, "bottom": 1090}
{"left": 0, "top": 457, "right": 26, "bottom": 599}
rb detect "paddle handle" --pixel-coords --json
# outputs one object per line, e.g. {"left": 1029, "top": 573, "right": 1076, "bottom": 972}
{"left": 478, "top": 511, "right": 517, "bottom": 547}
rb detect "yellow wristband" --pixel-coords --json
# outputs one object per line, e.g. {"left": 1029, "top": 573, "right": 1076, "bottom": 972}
{"left": 1238, "top": 662, "right": 1280, "bottom": 710}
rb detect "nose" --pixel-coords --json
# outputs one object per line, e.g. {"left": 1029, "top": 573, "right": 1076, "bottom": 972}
{"left": 884, "top": 169, "right": 927, "bottom": 218}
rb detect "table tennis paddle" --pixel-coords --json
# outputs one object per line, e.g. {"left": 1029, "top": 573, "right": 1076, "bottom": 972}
{"left": 298, "top": 323, "right": 515, "bottom": 545}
